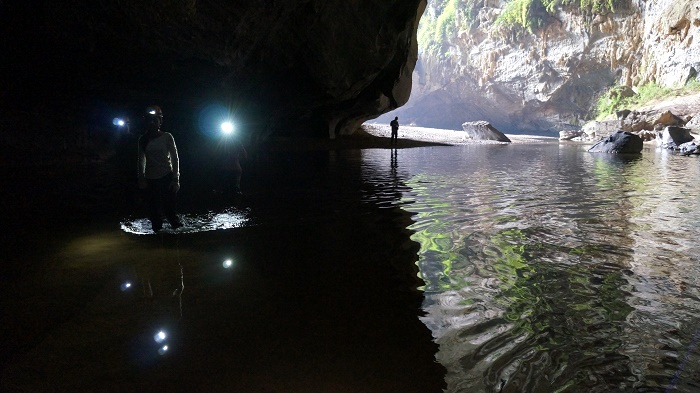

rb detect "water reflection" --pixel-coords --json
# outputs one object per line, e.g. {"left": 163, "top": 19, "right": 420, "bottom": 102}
{"left": 120, "top": 207, "right": 250, "bottom": 234}
{"left": 370, "top": 143, "right": 700, "bottom": 392}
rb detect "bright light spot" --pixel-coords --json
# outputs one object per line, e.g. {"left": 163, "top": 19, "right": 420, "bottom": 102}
{"left": 223, "top": 259, "right": 233, "bottom": 268}
{"left": 149, "top": 110, "right": 157, "bottom": 115}
{"left": 154, "top": 331, "right": 167, "bottom": 343}
{"left": 158, "top": 345, "right": 169, "bottom": 355}
{"left": 221, "top": 122, "right": 234, "bottom": 135}
{"left": 112, "top": 118, "right": 126, "bottom": 127}
{"left": 120, "top": 281, "right": 132, "bottom": 291}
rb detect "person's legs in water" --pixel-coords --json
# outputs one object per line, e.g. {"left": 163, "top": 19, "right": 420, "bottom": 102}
{"left": 161, "top": 173, "right": 182, "bottom": 228}
{"left": 145, "top": 180, "right": 163, "bottom": 232}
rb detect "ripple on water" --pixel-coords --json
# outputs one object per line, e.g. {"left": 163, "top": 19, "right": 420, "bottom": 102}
{"left": 360, "top": 144, "right": 700, "bottom": 392}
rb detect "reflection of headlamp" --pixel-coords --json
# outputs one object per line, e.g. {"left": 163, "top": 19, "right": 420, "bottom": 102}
{"left": 112, "top": 118, "right": 126, "bottom": 127}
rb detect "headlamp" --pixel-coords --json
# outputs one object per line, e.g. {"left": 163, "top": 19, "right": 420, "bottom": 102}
{"left": 221, "top": 121, "right": 234, "bottom": 135}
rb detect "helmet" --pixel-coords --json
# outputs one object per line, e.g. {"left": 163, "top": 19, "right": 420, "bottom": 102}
{"left": 145, "top": 105, "right": 163, "bottom": 119}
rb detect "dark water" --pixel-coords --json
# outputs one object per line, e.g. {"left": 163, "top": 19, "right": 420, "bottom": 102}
{"left": 0, "top": 148, "right": 442, "bottom": 392}
{"left": 3, "top": 142, "right": 700, "bottom": 392}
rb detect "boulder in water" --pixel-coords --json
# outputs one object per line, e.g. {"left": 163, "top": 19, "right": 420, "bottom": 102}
{"left": 461, "top": 121, "right": 511, "bottom": 142}
{"left": 588, "top": 130, "right": 643, "bottom": 154}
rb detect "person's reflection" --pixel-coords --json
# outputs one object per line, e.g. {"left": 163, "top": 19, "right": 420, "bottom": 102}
{"left": 390, "top": 148, "right": 401, "bottom": 202}
{"left": 133, "top": 254, "right": 185, "bottom": 322}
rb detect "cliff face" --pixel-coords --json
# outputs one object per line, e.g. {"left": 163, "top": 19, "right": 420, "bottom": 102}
{"left": 378, "top": 0, "right": 700, "bottom": 135}
{"left": 1, "top": 1, "right": 425, "bottom": 140}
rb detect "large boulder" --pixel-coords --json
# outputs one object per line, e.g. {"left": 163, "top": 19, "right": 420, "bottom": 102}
{"left": 656, "top": 126, "right": 694, "bottom": 150}
{"left": 588, "top": 130, "right": 643, "bottom": 154}
{"left": 686, "top": 115, "right": 700, "bottom": 132}
{"left": 461, "top": 121, "right": 511, "bottom": 142}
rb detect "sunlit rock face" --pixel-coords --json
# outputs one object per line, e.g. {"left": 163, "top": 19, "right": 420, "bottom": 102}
{"left": 377, "top": 0, "right": 700, "bottom": 135}
{"left": 2, "top": 1, "right": 426, "bottom": 138}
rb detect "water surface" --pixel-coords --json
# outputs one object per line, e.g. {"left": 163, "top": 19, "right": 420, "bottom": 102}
{"left": 360, "top": 143, "right": 700, "bottom": 392}
{"left": 4, "top": 142, "right": 700, "bottom": 392}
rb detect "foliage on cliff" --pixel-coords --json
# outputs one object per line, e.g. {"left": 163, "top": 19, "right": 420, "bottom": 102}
{"left": 419, "top": 0, "right": 625, "bottom": 53}
{"left": 418, "top": 0, "right": 460, "bottom": 57}
{"left": 595, "top": 78, "right": 700, "bottom": 119}
{"left": 496, "top": 0, "right": 623, "bottom": 32}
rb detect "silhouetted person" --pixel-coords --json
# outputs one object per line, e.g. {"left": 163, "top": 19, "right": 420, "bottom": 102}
{"left": 390, "top": 116, "right": 399, "bottom": 145}
{"left": 221, "top": 137, "right": 248, "bottom": 196}
{"left": 138, "top": 105, "right": 183, "bottom": 232}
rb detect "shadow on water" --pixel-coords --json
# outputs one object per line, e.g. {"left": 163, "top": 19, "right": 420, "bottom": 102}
{"left": 0, "top": 148, "right": 446, "bottom": 392}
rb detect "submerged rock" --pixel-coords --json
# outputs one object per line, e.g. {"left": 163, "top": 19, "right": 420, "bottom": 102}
{"left": 461, "top": 121, "right": 511, "bottom": 143}
{"left": 588, "top": 130, "right": 643, "bottom": 154}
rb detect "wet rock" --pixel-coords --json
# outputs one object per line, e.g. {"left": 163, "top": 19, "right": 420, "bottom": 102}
{"left": 656, "top": 126, "right": 694, "bottom": 150}
{"left": 588, "top": 130, "right": 643, "bottom": 154}
{"left": 679, "top": 140, "right": 700, "bottom": 155}
{"left": 461, "top": 121, "right": 511, "bottom": 142}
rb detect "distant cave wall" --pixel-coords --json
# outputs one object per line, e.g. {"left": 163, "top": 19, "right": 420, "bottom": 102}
{"left": 1, "top": 0, "right": 427, "bottom": 139}
{"left": 382, "top": 0, "right": 699, "bottom": 135}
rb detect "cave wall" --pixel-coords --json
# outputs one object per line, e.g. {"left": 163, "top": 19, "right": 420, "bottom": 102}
{"left": 1, "top": 0, "right": 426, "bottom": 140}
{"left": 376, "top": 0, "right": 700, "bottom": 135}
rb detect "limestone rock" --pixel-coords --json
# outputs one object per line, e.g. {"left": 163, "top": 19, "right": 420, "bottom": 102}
{"left": 679, "top": 141, "right": 700, "bottom": 155}
{"left": 559, "top": 130, "right": 583, "bottom": 140}
{"left": 588, "top": 131, "right": 643, "bottom": 154}
{"left": 656, "top": 126, "right": 694, "bottom": 149}
{"left": 378, "top": 0, "right": 700, "bottom": 136}
{"left": 651, "top": 111, "right": 686, "bottom": 129}
{"left": 685, "top": 115, "right": 700, "bottom": 131}
{"left": 461, "top": 121, "right": 511, "bottom": 142}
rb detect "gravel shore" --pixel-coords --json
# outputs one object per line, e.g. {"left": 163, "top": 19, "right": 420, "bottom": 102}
{"left": 264, "top": 124, "right": 558, "bottom": 151}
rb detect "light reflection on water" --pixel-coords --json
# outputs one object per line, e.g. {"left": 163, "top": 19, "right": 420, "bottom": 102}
{"left": 362, "top": 144, "right": 700, "bottom": 392}
{"left": 120, "top": 207, "right": 251, "bottom": 235}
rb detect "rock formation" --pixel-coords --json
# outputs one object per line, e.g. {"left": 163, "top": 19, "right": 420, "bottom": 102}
{"left": 376, "top": 0, "right": 700, "bottom": 135}
{"left": 588, "top": 130, "right": 643, "bottom": 154}
{"left": 1, "top": 1, "right": 427, "bottom": 141}
{"left": 461, "top": 121, "right": 511, "bottom": 142}
{"left": 656, "top": 126, "right": 694, "bottom": 150}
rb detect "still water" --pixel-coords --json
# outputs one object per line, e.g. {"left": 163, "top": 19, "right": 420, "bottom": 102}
{"left": 4, "top": 141, "right": 700, "bottom": 392}
{"left": 361, "top": 143, "right": 700, "bottom": 392}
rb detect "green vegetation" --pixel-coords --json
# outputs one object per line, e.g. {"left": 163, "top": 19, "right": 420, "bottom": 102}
{"left": 418, "top": 0, "right": 460, "bottom": 57}
{"left": 496, "top": 0, "right": 622, "bottom": 33}
{"left": 595, "top": 77, "right": 700, "bottom": 120}
{"left": 418, "top": 0, "right": 625, "bottom": 56}
{"left": 496, "top": 0, "right": 544, "bottom": 33}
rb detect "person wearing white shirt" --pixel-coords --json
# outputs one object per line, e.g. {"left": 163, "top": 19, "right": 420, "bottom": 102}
{"left": 137, "top": 105, "right": 183, "bottom": 232}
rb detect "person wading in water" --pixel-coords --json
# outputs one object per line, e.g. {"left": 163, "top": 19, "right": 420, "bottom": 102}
{"left": 137, "top": 105, "right": 183, "bottom": 232}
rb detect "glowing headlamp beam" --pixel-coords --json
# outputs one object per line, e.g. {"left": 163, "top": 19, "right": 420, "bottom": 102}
{"left": 221, "top": 122, "right": 234, "bottom": 135}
